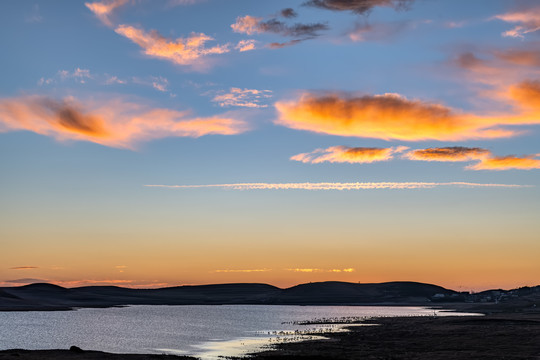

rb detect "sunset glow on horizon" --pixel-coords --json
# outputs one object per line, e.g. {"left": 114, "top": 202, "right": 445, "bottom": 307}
{"left": 1, "top": 0, "right": 539, "bottom": 293}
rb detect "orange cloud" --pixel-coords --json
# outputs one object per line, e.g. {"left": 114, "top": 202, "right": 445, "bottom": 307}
{"left": 114, "top": 25, "right": 230, "bottom": 69}
{"left": 405, "top": 146, "right": 540, "bottom": 171}
{"left": 453, "top": 50, "right": 540, "bottom": 91}
{"left": 508, "top": 80, "right": 540, "bottom": 110}
{"left": 231, "top": 15, "right": 263, "bottom": 35}
{"left": 0, "top": 95, "right": 247, "bottom": 149}
{"left": 9, "top": 266, "right": 38, "bottom": 270}
{"left": 145, "top": 182, "right": 526, "bottom": 190}
{"left": 494, "top": 7, "right": 540, "bottom": 38}
{"left": 291, "top": 145, "right": 408, "bottom": 164}
{"left": 85, "top": 0, "right": 131, "bottom": 27}
{"left": 275, "top": 83, "right": 540, "bottom": 141}
{"left": 404, "top": 147, "right": 490, "bottom": 162}
{"left": 494, "top": 49, "right": 540, "bottom": 67}
{"left": 467, "top": 155, "right": 540, "bottom": 171}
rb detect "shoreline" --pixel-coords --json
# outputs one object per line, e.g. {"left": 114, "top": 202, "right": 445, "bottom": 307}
{"left": 1, "top": 302, "right": 539, "bottom": 359}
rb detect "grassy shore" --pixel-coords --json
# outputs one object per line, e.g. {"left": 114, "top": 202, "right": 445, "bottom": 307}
{"left": 1, "top": 300, "right": 539, "bottom": 360}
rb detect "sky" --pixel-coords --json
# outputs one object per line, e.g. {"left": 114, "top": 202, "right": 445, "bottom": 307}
{"left": 1, "top": 0, "right": 539, "bottom": 292}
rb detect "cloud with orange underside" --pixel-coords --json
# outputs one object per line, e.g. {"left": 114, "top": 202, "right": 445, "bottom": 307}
{"left": 85, "top": 0, "right": 131, "bottom": 27}
{"left": 275, "top": 80, "right": 540, "bottom": 141}
{"left": 467, "top": 155, "right": 540, "bottom": 171}
{"left": 0, "top": 95, "right": 248, "bottom": 149}
{"left": 404, "top": 147, "right": 490, "bottom": 162}
{"left": 405, "top": 146, "right": 540, "bottom": 171}
{"left": 114, "top": 25, "right": 230, "bottom": 69}
{"left": 291, "top": 145, "right": 408, "bottom": 164}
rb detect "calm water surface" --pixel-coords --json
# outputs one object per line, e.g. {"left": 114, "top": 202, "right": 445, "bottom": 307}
{"left": 0, "top": 305, "right": 477, "bottom": 359}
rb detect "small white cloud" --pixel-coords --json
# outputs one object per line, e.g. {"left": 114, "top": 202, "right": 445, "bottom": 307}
{"left": 211, "top": 87, "right": 272, "bottom": 108}
{"left": 235, "top": 39, "right": 257, "bottom": 52}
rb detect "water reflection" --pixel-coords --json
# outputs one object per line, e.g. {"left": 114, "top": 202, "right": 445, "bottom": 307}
{"left": 0, "top": 305, "right": 479, "bottom": 359}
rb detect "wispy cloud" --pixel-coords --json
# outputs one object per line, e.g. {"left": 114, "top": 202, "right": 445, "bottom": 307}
{"left": 347, "top": 20, "right": 426, "bottom": 42}
{"left": 133, "top": 76, "right": 169, "bottom": 92}
{"left": 232, "top": 15, "right": 328, "bottom": 37}
{"left": 38, "top": 69, "right": 173, "bottom": 94}
{"left": 269, "top": 39, "right": 305, "bottom": 49}
{"left": 303, "top": 0, "right": 414, "bottom": 14}
{"left": 275, "top": 81, "right": 540, "bottom": 141}
{"left": 85, "top": 0, "right": 131, "bottom": 27}
{"left": 115, "top": 265, "right": 128, "bottom": 273}
{"left": 286, "top": 268, "right": 355, "bottom": 273}
{"left": 213, "top": 269, "right": 272, "bottom": 273}
{"left": 495, "top": 49, "right": 540, "bottom": 67}
{"left": 104, "top": 75, "right": 127, "bottom": 85}
{"left": 494, "top": 6, "right": 540, "bottom": 39}
{"left": 231, "top": 14, "right": 328, "bottom": 48}
{"left": 291, "top": 145, "right": 408, "bottom": 164}
{"left": 25, "top": 4, "right": 43, "bottom": 23}
{"left": 115, "top": 25, "right": 230, "bottom": 70}
{"left": 60, "top": 68, "right": 93, "bottom": 83}
{"left": 38, "top": 68, "right": 93, "bottom": 86}
{"left": 4, "top": 278, "right": 47, "bottom": 284}
{"left": 0, "top": 279, "right": 173, "bottom": 288}
{"left": 9, "top": 266, "right": 38, "bottom": 270}
{"left": 0, "top": 95, "right": 248, "bottom": 149}
{"left": 452, "top": 49, "right": 540, "bottom": 92}
{"left": 145, "top": 182, "right": 527, "bottom": 191}
{"left": 167, "top": 0, "right": 207, "bottom": 6}
{"left": 280, "top": 8, "right": 298, "bottom": 19}
{"left": 211, "top": 88, "right": 272, "bottom": 108}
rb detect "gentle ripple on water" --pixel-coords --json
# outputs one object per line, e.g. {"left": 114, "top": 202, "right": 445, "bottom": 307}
{"left": 0, "top": 305, "right": 479, "bottom": 359}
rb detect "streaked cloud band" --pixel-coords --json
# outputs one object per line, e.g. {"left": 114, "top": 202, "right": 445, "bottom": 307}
{"left": 145, "top": 182, "right": 528, "bottom": 190}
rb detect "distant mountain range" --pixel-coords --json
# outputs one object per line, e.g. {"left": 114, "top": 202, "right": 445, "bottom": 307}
{"left": 0, "top": 281, "right": 538, "bottom": 311}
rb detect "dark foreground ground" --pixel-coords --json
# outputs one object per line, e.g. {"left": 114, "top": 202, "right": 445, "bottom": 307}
{"left": 2, "top": 301, "right": 539, "bottom": 360}
{"left": 249, "top": 312, "right": 540, "bottom": 360}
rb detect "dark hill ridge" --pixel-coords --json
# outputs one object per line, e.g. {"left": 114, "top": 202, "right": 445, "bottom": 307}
{"left": 277, "top": 281, "right": 455, "bottom": 304}
{"left": 0, "top": 281, "right": 458, "bottom": 311}
{"left": 1, "top": 281, "right": 537, "bottom": 311}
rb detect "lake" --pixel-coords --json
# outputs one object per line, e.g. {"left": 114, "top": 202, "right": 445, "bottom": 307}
{"left": 0, "top": 305, "right": 477, "bottom": 359}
